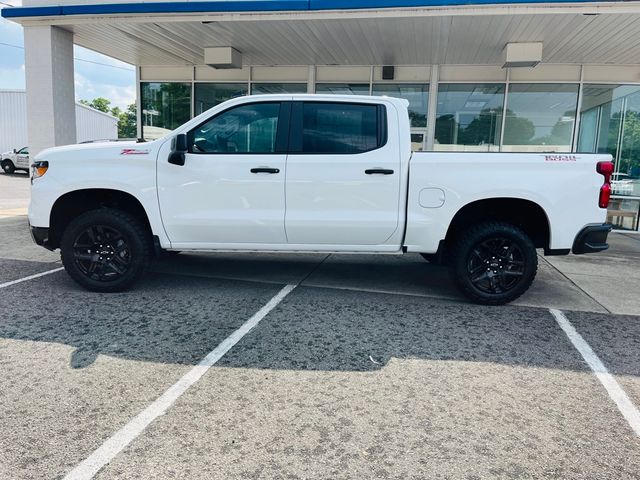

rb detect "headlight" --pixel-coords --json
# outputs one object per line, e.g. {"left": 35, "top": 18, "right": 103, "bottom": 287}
{"left": 31, "top": 161, "right": 48, "bottom": 179}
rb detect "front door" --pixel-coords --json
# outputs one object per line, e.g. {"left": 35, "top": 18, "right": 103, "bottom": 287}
{"left": 285, "top": 101, "right": 401, "bottom": 245}
{"left": 157, "top": 101, "right": 289, "bottom": 246}
{"left": 15, "top": 147, "right": 29, "bottom": 169}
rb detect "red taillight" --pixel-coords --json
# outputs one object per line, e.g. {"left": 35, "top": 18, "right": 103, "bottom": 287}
{"left": 597, "top": 161, "right": 614, "bottom": 177}
{"left": 596, "top": 161, "right": 614, "bottom": 208}
{"left": 599, "top": 183, "right": 612, "bottom": 209}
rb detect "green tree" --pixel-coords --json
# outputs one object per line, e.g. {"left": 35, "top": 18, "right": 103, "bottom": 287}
{"left": 435, "top": 108, "right": 535, "bottom": 148}
{"left": 115, "top": 104, "right": 137, "bottom": 139}
{"left": 79, "top": 97, "right": 112, "bottom": 113}
{"left": 534, "top": 110, "right": 576, "bottom": 147}
{"left": 80, "top": 98, "right": 137, "bottom": 139}
{"left": 502, "top": 110, "right": 536, "bottom": 146}
{"left": 618, "top": 110, "right": 640, "bottom": 177}
{"left": 458, "top": 108, "right": 502, "bottom": 146}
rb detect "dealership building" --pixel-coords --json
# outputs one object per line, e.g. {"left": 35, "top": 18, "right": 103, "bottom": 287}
{"left": 3, "top": 0, "right": 640, "bottom": 230}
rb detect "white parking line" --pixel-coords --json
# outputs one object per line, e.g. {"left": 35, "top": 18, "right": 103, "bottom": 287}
{"left": 550, "top": 308, "right": 640, "bottom": 437}
{"left": 63, "top": 283, "right": 297, "bottom": 480}
{"left": 0, "top": 267, "right": 64, "bottom": 289}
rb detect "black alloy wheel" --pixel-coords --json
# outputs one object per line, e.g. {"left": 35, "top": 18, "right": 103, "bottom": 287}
{"left": 466, "top": 237, "right": 525, "bottom": 295}
{"left": 72, "top": 224, "right": 132, "bottom": 282}
{"left": 61, "top": 208, "right": 151, "bottom": 292}
{"left": 450, "top": 221, "right": 537, "bottom": 305}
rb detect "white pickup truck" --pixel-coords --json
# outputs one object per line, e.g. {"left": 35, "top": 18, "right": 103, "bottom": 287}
{"left": 2, "top": 146, "right": 30, "bottom": 174}
{"left": 28, "top": 94, "right": 613, "bottom": 304}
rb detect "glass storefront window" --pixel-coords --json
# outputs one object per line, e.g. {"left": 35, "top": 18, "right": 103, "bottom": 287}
{"left": 251, "top": 83, "right": 307, "bottom": 94}
{"left": 434, "top": 83, "right": 504, "bottom": 152}
{"left": 578, "top": 84, "right": 640, "bottom": 204}
{"left": 618, "top": 91, "right": 640, "bottom": 197}
{"left": 607, "top": 196, "right": 640, "bottom": 231}
{"left": 141, "top": 82, "right": 191, "bottom": 141}
{"left": 315, "top": 83, "right": 370, "bottom": 95}
{"left": 372, "top": 84, "right": 428, "bottom": 150}
{"left": 578, "top": 84, "right": 630, "bottom": 158}
{"left": 502, "top": 83, "right": 579, "bottom": 152}
{"left": 194, "top": 83, "right": 248, "bottom": 116}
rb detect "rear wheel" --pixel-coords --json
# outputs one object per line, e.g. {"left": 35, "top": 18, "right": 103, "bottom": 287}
{"left": 1, "top": 160, "right": 15, "bottom": 174}
{"left": 60, "top": 208, "right": 151, "bottom": 292}
{"left": 450, "top": 221, "right": 537, "bottom": 305}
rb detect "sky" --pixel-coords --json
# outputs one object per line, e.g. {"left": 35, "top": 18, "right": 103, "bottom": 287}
{"left": 0, "top": 9, "right": 136, "bottom": 110}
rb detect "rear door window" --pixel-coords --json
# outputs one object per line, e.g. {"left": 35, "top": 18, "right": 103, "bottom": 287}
{"left": 294, "top": 102, "right": 386, "bottom": 154}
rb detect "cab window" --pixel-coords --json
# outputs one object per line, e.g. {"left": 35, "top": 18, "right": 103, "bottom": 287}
{"left": 188, "top": 103, "right": 280, "bottom": 154}
{"left": 299, "top": 102, "right": 384, "bottom": 154}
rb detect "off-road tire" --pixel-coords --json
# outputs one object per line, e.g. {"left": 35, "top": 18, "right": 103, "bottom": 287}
{"left": 450, "top": 221, "right": 538, "bottom": 305}
{"left": 60, "top": 208, "right": 151, "bottom": 292}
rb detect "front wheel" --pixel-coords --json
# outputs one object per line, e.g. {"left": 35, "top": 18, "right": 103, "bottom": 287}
{"left": 1, "top": 160, "right": 15, "bottom": 174}
{"left": 60, "top": 208, "right": 151, "bottom": 292}
{"left": 450, "top": 221, "right": 537, "bottom": 305}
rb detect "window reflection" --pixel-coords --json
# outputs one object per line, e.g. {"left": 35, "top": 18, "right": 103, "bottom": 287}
{"left": 502, "top": 83, "right": 578, "bottom": 152}
{"left": 316, "top": 83, "right": 370, "bottom": 96}
{"left": 578, "top": 84, "right": 640, "bottom": 223}
{"left": 434, "top": 84, "right": 504, "bottom": 152}
{"left": 302, "top": 103, "right": 378, "bottom": 154}
{"left": 372, "top": 84, "right": 428, "bottom": 151}
{"left": 189, "top": 103, "right": 280, "bottom": 154}
{"left": 251, "top": 83, "right": 307, "bottom": 95}
{"left": 141, "top": 82, "right": 191, "bottom": 141}
{"left": 194, "top": 83, "right": 248, "bottom": 116}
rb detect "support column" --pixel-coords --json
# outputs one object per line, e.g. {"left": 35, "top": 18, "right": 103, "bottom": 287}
{"left": 136, "top": 66, "right": 143, "bottom": 140}
{"left": 24, "top": 25, "right": 76, "bottom": 156}
{"left": 425, "top": 64, "right": 439, "bottom": 151}
{"left": 307, "top": 65, "right": 316, "bottom": 93}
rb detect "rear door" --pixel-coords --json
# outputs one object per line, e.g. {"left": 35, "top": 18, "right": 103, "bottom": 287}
{"left": 285, "top": 100, "right": 401, "bottom": 245}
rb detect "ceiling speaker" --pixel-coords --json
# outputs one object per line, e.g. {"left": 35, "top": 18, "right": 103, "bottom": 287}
{"left": 382, "top": 66, "right": 395, "bottom": 80}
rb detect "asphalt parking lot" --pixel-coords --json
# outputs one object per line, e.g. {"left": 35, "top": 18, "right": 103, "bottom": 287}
{"left": 1, "top": 173, "right": 640, "bottom": 479}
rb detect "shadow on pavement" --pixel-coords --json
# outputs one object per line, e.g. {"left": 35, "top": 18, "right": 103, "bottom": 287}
{"left": 1, "top": 262, "right": 624, "bottom": 377}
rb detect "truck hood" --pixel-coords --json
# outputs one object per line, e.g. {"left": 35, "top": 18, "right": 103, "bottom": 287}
{"left": 35, "top": 140, "right": 159, "bottom": 161}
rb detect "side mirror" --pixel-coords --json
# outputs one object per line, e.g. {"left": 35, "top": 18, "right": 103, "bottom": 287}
{"left": 13, "top": 149, "right": 17, "bottom": 153}
{"left": 168, "top": 134, "right": 188, "bottom": 166}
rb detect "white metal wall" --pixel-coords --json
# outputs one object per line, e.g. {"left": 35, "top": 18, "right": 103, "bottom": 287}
{"left": 0, "top": 91, "right": 28, "bottom": 153}
{"left": 75, "top": 103, "right": 118, "bottom": 143}
{"left": 0, "top": 90, "right": 118, "bottom": 153}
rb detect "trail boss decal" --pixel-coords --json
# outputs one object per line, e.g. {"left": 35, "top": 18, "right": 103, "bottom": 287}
{"left": 545, "top": 155, "right": 577, "bottom": 162}
{"left": 120, "top": 148, "right": 149, "bottom": 155}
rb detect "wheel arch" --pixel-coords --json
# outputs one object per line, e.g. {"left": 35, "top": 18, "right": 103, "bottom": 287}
{"left": 444, "top": 197, "right": 551, "bottom": 251}
{"left": 49, "top": 188, "right": 152, "bottom": 249}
